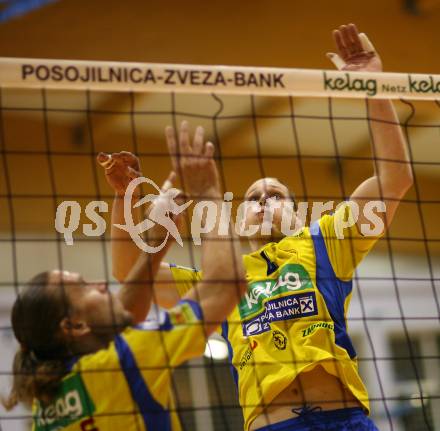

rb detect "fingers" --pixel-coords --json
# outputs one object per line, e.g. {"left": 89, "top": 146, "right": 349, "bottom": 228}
{"left": 97, "top": 152, "right": 108, "bottom": 165}
{"left": 127, "top": 166, "right": 142, "bottom": 179}
{"left": 347, "top": 23, "right": 363, "bottom": 52}
{"left": 359, "top": 33, "right": 376, "bottom": 53}
{"left": 165, "top": 126, "right": 178, "bottom": 170}
{"left": 179, "top": 121, "right": 192, "bottom": 155}
{"left": 326, "top": 52, "right": 346, "bottom": 70}
{"left": 166, "top": 122, "right": 209, "bottom": 167}
{"left": 333, "top": 29, "right": 349, "bottom": 60}
{"left": 119, "top": 151, "right": 141, "bottom": 169}
{"left": 192, "top": 125, "right": 205, "bottom": 155}
{"left": 340, "top": 24, "right": 356, "bottom": 55}
{"left": 107, "top": 153, "right": 126, "bottom": 175}
{"left": 333, "top": 23, "right": 364, "bottom": 59}
{"left": 204, "top": 141, "right": 215, "bottom": 158}
{"left": 166, "top": 121, "right": 214, "bottom": 171}
{"left": 97, "top": 152, "right": 116, "bottom": 170}
{"left": 98, "top": 151, "right": 142, "bottom": 185}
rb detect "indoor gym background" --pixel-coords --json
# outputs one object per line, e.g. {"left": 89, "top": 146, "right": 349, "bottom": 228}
{"left": 0, "top": 1, "right": 439, "bottom": 430}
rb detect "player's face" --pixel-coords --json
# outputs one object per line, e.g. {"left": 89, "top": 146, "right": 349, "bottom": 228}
{"left": 49, "top": 270, "right": 132, "bottom": 338}
{"left": 242, "top": 178, "right": 295, "bottom": 240}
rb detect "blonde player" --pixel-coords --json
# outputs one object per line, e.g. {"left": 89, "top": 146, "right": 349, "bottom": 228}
{"left": 3, "top": 132, "right": 246, "bottom": 431}
{"left": 106, "top": 25, "right": 412, "bottom": 431}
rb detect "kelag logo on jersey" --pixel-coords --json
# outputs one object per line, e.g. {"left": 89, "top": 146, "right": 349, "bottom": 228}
{"left": 239, "top": 264, "right": 317, "bottom": 336}
{"left": 34, "top": 373, "right": 95, "bottom": 431}
{"left": 239, "top": 264, "right": 313, "bottom": 318}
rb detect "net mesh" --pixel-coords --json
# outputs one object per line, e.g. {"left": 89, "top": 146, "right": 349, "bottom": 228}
{"left": 0, "top": 62, "right": 439, "bottom": 431}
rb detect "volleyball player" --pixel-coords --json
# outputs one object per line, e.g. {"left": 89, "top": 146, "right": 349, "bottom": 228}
{"left": 107, "top": 25, "right": 412, "bottom": 431}
{"left": 3, "top": 131, "right": 246, "bottom": 431}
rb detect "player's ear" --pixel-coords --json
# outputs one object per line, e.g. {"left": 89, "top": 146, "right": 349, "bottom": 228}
{"left": 60, "top": 317, "right": 90, "bottom": 338}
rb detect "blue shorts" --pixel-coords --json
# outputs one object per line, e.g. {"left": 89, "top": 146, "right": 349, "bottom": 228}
{"left": 255, "top": 407, "right": 379, "bottom": 431}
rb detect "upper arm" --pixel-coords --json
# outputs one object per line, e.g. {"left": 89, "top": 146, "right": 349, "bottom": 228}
{"left": 319, "top": 202, "right": 381, "bottom": 281}
{"left": 152, "top": 262, "right": 182, "bottom": 308}
{"left": 350, "top": 173, "right": 410, "bottom": 233}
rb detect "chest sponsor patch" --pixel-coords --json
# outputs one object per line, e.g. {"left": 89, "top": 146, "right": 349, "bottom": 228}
{"left": 240, "top": 263, "right": 314, "bottom": 320}
{"left": 241, "top": 291, "right": 318, "bottom": 336}
{"left": 34, "top": 373, "right": 95, "bottom": 431}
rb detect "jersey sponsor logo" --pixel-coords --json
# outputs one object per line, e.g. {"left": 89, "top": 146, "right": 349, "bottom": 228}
{"left": 272, "top": 330, "right": 287, "bottom": 350}
{"left": 239, "top": 340, "right": 258, "bottom": 370}
{"left": 242, "top": 291, "right": 318, "bottom": 336}
{"left": 300, "top": 296, "right": 315, "bottom": 313}
{"left": 239, "top": 263, "right": 313, "bottom": 319}
{"left": 34, "top": 373, "right": 95, "bottom": 431}
{"left": 301, "top": 321, "right": 334, "bottom": 338}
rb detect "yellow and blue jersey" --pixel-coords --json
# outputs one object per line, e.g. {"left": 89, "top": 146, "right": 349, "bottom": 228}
{"left": 32, "top": 299, "right": 206, "bottom": 431}
{"left": 170, "top": 203, "right": 381, "bottom": 431}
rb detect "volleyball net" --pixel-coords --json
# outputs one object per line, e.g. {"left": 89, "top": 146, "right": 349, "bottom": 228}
{"left": 0, "top": 58, "right": 439, "bottom": 431}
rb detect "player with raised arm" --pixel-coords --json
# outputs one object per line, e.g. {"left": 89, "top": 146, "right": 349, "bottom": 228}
{"left": 3, "top": 133, "right": 246, "bottom": 431}
{"left": 105, "top": 25, "right": 413, "bottom": 431}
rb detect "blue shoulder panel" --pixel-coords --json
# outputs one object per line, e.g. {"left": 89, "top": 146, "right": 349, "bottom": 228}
{"left": 178, "top": 299, "right": 204, "bottom": 321}
{"left": 115, "top": 335, "right": 171, "bottom": 431}
{"left": 221, "top": 321, "right": 239, "bottom": 389}
{"left": 310, "top": 222, "right": 356, "bottom": 359}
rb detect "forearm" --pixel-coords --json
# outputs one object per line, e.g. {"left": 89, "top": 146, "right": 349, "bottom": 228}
{"left": 117, "top": 244, "right": 168, "bottom": 324}
{"left": 111, "top": 193, "right": 142, "bottom": 281}
{"left": 166, "top": 122, "right": 246, "bottom": 332}
{"left": 368, "top": 99, "right": 413, "bottom": 195}
{"left": 186, "top": 196, "right": 246, "bottom": 332}
{"left": 201, "top": 201, "right": 244, "bottom": 286}
{"left": 351, "top": 99, "right": 414, "bottom": 230}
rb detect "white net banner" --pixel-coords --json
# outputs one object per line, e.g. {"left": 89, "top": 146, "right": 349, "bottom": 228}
{"left": 1, "top": 57, "right": 440, "bottom": 99}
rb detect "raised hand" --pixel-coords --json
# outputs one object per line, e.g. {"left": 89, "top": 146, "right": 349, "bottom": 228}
{"left": 141, "top": 171, "right": 185, "bottom": 249}
{"left": 165, "top": 121, "right": 221, "bottom": 199}
{"left": 327, "top": 24, "right": 382, "bottom": 72}
{"left": 97, "top": 151, "right": 142, "bottom": 196}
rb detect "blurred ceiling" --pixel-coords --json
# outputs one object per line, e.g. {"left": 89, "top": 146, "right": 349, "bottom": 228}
{"left": 0, "top": 0, "right": 439, "bottom": 72}
{"left": 0, "top": 0, "right": 439, "bottom": 255}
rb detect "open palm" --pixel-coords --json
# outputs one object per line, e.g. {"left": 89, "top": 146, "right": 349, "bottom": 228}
{"left": 328, "top": 24, "right": 383, "bottom": 72}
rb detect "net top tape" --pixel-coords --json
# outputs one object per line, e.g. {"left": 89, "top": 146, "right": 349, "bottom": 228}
{"left": 0, "top": 57, "right": 439, "bottom": 100}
